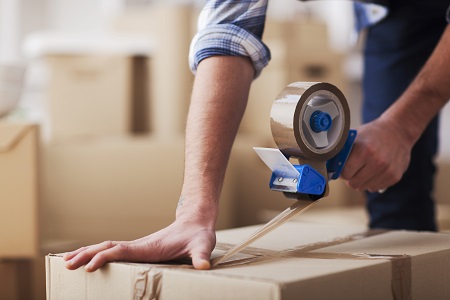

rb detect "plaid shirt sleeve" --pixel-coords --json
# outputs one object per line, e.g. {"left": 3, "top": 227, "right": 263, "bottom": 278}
{"left": 189, "top": 0, "right": 271, "bottom": 78}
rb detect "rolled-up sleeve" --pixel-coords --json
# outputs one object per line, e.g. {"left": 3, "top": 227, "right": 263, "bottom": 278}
{"left": 189, "top": 0, "right": 271, "bottom": 78}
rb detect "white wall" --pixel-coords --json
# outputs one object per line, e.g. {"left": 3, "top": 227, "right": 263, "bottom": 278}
{"left": 0, "top": 0, "right": 20, "bottom": 62}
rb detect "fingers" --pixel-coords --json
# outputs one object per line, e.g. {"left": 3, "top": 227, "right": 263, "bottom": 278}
{"left": 343, "top": 150, "right": 404, "bottom": 192}
{"left": 350, "top": 166, "right": 389, "bottom": 192}
{"left": 64, "top": 241, "right": 118, "bottom": 270}
{"left": 341, "top": 139, "right": 366, "bottom": 181}
{"left": 63, "top": 246, "right": 88, "bottom": 261}
{"left": 85, "top": 243, "right": 136, "bottom": 272}
{"left": 341, "top": 127, "right": 405, "bottom": 192}
{"left": 63, "top": 222, "right": 217, "bottom": 272}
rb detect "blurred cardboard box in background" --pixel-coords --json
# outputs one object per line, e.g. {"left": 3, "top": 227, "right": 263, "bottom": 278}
{"left": 436, "top": 158, "right": 450, "bottom": 205}
{"left": 40, "top": 136, "right": 238, "bottom": 246}
{"left": 0, "top": 122, "right": 39, "bottom": 259}
{"left": 45, "top": 55, "right": 133, "bottom": 139}
{"left": 0, "top": 240, "right": 80, "bottom": 300}
{"left": 112, "top": 4, "right": 194, "bottom": 137}
{"left": 0, "top": 261, "right": 24, "bottom": 300}
{"left": 24, "top": 32, "right": 154, "bottom": 141}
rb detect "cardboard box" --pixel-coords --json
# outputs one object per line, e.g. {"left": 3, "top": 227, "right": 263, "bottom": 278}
{"left": 0, "top": 240, "right": 80, "bottom": 300}
{"left": 46, "top": 221, "right": 450, "bottom": 299}
{"left": 437, "top": 204, "right": 450, "bottom": 232}
{"left": 112, "top": 5, "right": 194, "bottom": 136}
{"left": 0, "top": 261, "right": 20, "bottom": 300}
{"left": 0, "top": 259, "right": 34, "bottom": 300}
{"left": 45, "top": 55, "right": 132, "bottom": 139}
{"left": 40, "top": 136, "right": 238, "bottom": 245}
{"left": 436, "top": 159, "right": 450, "bottom": 205}
{"left": 0, "top": 122, "right": 39, "bottom": 258}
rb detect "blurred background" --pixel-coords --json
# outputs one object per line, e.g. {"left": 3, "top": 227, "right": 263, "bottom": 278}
{"left": 1, "top": 0, "right": 450, "bottom": 299}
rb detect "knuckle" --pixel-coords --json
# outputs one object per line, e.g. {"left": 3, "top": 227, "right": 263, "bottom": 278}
{"left": 393, "top": 172, "right": 403, "bottom": 184}
{"left": 116, "top": 243, "right": 130, "bottom": 257}
{"left": 374, "top": 157, "right": 389, "bottom": 170}
{"left": 102, "top": 240, "right": 115, "bottom": 248}
{"left": 386, "top": 166, "right": 402, "bottom": 184}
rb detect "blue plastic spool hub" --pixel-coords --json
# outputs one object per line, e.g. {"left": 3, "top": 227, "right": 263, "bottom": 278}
{"left": 310, "top": 111, "right": 332, "bottom": 133}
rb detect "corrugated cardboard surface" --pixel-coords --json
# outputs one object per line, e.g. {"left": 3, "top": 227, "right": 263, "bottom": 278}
{"left": 46, "top": 222, "right": 450, "bottom": 300}
{"left": 0, "top": 122, "right": 39, "bottom": 258}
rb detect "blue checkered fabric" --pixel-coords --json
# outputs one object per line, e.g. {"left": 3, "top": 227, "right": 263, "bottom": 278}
{"left": 189, "top": 1, "right": 450, "bottom": 78}
{"left": 189, "top": 0, "right": 270, "bottom": 78}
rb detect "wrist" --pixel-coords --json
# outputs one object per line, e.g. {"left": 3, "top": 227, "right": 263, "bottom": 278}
{"left": 175, "top": 194, "right": 219, "bottom": 229}
{"left": 380, "top": 81, "right": 447, "bottom": 147}
{"left": 378, "top": 113, "right": 419, "bottom": 148}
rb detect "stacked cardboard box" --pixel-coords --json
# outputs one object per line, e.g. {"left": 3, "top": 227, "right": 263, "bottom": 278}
{"left": 46, "top": 221, "right": 450, "bottom": 300}
{"left": 45, "top": 55, "right": 133, "bottom": 139}
{"left": 0, "top": 122, "right": 39, "bottom": 299}
{"left": 0, "top": 122, "right": 39, "bottom": 259}
{"left": 436, "top": 158, "right": 450, "bottom": 205}
{"left": 40, "top": 136, "right": 239, "bottom": 246}
{"left": 111, "top": 4, "right": 194, "bottom": 137}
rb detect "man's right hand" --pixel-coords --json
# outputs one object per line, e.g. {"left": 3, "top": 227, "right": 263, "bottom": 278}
{"left": 63, "top": 217, "right": 216, "bottom": 272}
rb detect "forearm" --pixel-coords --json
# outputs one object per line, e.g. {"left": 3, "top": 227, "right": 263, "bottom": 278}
{"left": 177, "top": 56, "right": 254, "bottom": 226}
{"left": 381, "top": 25, "right": 450, "bottom": 145}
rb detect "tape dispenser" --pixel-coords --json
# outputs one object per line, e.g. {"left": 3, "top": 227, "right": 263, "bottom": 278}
{"left": 254, "top": 82, "right": 357, "bottom": 201}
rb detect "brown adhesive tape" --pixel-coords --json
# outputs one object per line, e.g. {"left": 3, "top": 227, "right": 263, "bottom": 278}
{"left": 270, "top": 82, "right": 350, "bottom": 160}
{"left": 214, "top": 230, "right": 412, "bottom": 300}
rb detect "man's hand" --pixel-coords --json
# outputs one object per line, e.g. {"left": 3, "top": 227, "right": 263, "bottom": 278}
{"left": 341, "top": 117, "right": 412, "bottom": 193}
{"left": 63, "top": 218, "right": 216, "bottom": 272}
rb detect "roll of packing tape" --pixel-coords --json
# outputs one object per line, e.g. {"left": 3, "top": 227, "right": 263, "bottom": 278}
{"left": 270, "top": 82, "right": 350, "bottom": 160}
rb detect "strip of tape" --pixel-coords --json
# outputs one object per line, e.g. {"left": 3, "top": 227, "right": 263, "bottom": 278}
{"left": 214, "top": 230, "right": 411, "bottom": 300}
{"left": 211, "top": 198, "right": 317, "bottom": 266}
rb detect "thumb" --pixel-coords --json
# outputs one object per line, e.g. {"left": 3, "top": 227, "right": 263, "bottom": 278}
{"left": 191, "top": 249, "right": 212, "bottom": 270}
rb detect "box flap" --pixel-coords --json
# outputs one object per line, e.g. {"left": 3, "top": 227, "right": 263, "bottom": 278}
{"left": 45, "top": 223, "right": 450, "bottom": 300}
{"left": 0, "top": 122, "right": 36, "bottom": 152}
